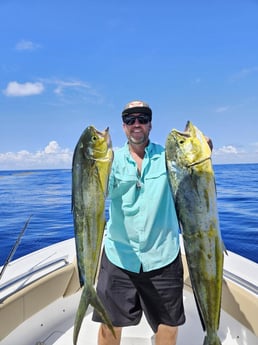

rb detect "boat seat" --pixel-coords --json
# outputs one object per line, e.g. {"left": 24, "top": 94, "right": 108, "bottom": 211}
{"left": 0, "top": 261, "right": 80, "bottom": 341}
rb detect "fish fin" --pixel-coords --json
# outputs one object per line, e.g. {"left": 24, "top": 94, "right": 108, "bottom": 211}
{"left": 73, "top": 284, "right": 115, "bottom": 345}
{"left": 94, "top": 157, "right": 112, "bottom": 199}
{"left": 73, "top": 285, "right": 91, "bottom": 345}
{"left": 93, "top": 163, "right": 106, "bottom": 198}
{"left": 77, "top": 261, "right": 85, "bottom": 287}
{"left": 74, "top": 240, "right": 86, "bottom": 288}
{"left": 184, "top": 251, "right": 206, "bottom": 331}
{"left": 192, "top": 287, "right": 206, "bottom": 331}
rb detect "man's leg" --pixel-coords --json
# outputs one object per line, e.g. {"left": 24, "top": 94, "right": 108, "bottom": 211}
{"left": 98, "top": 324, "right": 122, "bottom": 345}
{"left": 155, "top": 324, "right": 178, "bottom": 345}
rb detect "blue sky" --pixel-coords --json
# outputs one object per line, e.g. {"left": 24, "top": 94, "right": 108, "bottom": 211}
{"left": 1, "top": 0, "right": 258, "bottom": 170}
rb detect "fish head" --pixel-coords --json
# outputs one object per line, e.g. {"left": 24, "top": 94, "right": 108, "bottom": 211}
{"left": 72, "top": 125, "right": 113, "bottom": 211}
{"left": 166, "top": 121, "right": 211, "bottom": 170}
{"left": 80, "top": 126, "right": 113, "bottom": 161}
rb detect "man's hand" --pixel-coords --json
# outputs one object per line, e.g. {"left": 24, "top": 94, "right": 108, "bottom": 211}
{"left": 205, "top": 137, "right": 213, "bottom": 151}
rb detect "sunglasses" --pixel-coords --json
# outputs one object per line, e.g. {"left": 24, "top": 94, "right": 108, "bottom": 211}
{"left": 123, "top": 114, "right": 151, "bottom": 125}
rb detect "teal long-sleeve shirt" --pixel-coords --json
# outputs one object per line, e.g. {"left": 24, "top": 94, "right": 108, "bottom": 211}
{"left": 104, "top": 141, "right": 180, "bottom": 273}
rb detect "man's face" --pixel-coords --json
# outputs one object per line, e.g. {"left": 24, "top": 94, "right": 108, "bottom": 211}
{"left": 122, "top": 113, "right": 152, "bottom": 145}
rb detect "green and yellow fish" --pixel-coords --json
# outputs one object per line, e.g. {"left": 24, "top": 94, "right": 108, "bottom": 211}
{"left": 165, "top": 121, "right": 224, "bottom": 345}
{"left": 72, "top": 125, "right": 114, "bottom": 345}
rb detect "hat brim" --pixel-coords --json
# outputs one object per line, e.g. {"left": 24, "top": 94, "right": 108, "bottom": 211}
{"left": 122, "top": 106, "right": 152, "bottom": 119}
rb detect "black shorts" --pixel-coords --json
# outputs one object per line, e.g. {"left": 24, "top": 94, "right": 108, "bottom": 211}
{"left": 92, "top": 249, "right": 185, "bottom": 333}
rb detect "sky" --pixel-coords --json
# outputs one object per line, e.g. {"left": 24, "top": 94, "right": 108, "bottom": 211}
{"left": 1, "top": 0, "right": 258, "bottom": 170}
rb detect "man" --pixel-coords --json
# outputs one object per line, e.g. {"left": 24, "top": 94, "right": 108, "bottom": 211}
{"left": 92, "top": 100, "right": 185, "bottom": 345}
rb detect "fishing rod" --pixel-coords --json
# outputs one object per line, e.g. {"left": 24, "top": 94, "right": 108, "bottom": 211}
{"left": 0, "top": 215, "right": 32, "bottom": 281}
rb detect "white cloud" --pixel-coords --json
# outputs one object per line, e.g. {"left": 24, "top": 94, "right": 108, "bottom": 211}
{"left": 215, "top": 145, "right": 239, "bottom": 154}
{"left": 212, "top": 145, "right": 258, "bottom": 164}
{"left": 44, "top": 141, "right": 60, "bottom": 154}
{"left": 52, "top": 80, "right": 91, "bottom": 95}
{"left": 39, "top": 77, "right": 103, "bottom": 104}
{"left": 15, "top": 39, "right": 41, "bottom": 51}
{"left": 0, "top": 142, "right": 73, "bottom": 170}
{"left": 231, "top": 66, "right": 258, "bottom": 80}
{"left": 215, "top": 106, "right": 230, "bottom": 113}
{"left": 2, "top": 78, "right": 102, "bottom": 104}
{"left": 1, "top": 141, "right": 257, "bottom": 170}
{"left": 3, "top": 81, "right": 44, "bottom": 97}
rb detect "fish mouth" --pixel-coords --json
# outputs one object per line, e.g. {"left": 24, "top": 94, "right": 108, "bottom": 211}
{"left": 172, "top": 121, "right": 192, "bottom": 139}
{"left": 102, "top": 127, "right": 112, "bottom": 149}
{"left": 93, "top": 127, "right": 112, "bottom": 151}
{"left": 184, "top": 120, "right": 191, "bottom": 132}
{"left": 95, "top": 127, "right": 109, "bottom": 136}
{"left": 95, "top": 127, "right": 109, "bottom": 139}
{"left": 172, "top": 130, "right": 191, "bottom": 140}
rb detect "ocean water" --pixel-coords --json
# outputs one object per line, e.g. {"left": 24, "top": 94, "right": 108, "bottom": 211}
{"left": 0, "top": 164, "right": 257, "bottom": 266}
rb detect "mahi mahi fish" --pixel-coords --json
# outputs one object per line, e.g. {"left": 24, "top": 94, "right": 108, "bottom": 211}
{"left": 72, "top": 125, "right": 114, "bottom": 345}
{"left": 165, "top": 121, "right": 224, "bottom": 345}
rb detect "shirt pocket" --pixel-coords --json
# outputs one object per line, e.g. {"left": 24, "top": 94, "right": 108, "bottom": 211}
{"left": 143, "top": 158, "right": 169, "bottom": 204}
{"left": 144, "top": 156, "right": 167, "bottom": 180}
{"left": 109, "top": 171, "right": 137, "bottom": 200}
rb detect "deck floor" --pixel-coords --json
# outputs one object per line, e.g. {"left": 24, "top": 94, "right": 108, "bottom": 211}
{"left": 2, "top": 288, "right": 257, "bottom": 345}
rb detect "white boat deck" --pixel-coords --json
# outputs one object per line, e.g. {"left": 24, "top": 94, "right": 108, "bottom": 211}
{"left": 1, "top": 287, "right": 257, "bottom": 345}
{"left": 0, "top": 238, "right": 257, "bottom": 345}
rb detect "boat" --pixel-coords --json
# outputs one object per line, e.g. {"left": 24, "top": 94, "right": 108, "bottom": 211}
{"left": 0, "top": 237, "right": 257, "bottom": 345}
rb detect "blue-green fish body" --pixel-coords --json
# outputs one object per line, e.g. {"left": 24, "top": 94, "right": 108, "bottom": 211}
{"left": 72, "top": 125, "right": 114, "bottom": 345}
{"left": 165, "top": 121, "right": 224, "bottom": 345}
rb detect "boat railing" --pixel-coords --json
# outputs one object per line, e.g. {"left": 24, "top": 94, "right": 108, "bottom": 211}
{"left": 0, "top": 256, "right": 69, "bottom": 303}
{"left": 0, "top": 252, "right": 80, "bottom": 341}
{"left": 223, "top": 268, "right": 258, "bottom": 295}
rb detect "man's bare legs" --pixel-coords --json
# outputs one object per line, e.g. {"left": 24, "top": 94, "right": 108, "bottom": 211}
{"left": 98, "top": 324, "right": 122, "bottom": 345}
{"left": 98, "top": 324, "right": 178, "bottom": 345}
{"left": 155, "top": 324, "right": 178, "bottom": 345}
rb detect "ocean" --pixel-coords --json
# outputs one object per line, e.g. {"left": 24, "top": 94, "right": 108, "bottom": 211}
{"left": 0, "top": 164, "right": 257, "bottom": 266}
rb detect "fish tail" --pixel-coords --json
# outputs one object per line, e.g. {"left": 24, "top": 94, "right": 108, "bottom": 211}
{"left": 73, "top": 284, "right": 115, "bottom": 345}
{"left": 73, "top": 285, "right": 91, "bottom": 345}
{"left": 203, "top": 332, "right": 222, "bottom": 345}
{"left": 90, "top": 285, "right": 116, "bottom": 339}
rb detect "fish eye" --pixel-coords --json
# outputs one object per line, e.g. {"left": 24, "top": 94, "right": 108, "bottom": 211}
{"left": 92, "top": 135, "right": 98, "bottom": 141}
{"left": 179, "top": 139, "right": 185, "bottom": 144}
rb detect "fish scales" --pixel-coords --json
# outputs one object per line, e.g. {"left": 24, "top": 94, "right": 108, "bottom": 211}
{"left": 72, "top": 125, "right": 114, "bottom": 345}
{"left": 165, "top": 121, "right": 224, "bottom": 345}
